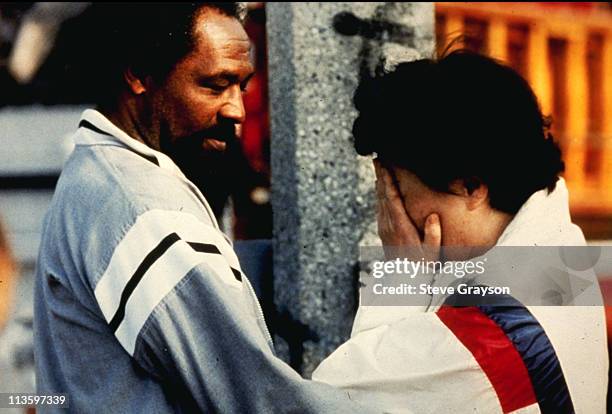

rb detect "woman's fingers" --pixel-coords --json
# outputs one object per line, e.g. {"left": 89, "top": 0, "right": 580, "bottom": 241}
{"left": 374, "top": 161, "right": 396, "bottom": 242}
{"left": 373, "top": 160, "right": 443, "bottom": 262}
{"left": 423, "top": 213, "right": 442, "bottom": 261}
{"left": 374, "top": 160, "right": 389, "bottom": 234}
{"left": 423, "top": 214, "right": 441, "bottom": 247}
{"left": 380, "top": 164, "right": 418, "bottom": 242}
{"left": 373, "top": 160, "right": 420, "bottom": 245}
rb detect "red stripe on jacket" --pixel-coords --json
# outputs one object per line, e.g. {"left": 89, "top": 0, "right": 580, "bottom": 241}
{"left": 437, "top": 306, "right": 538, "bottom": 413}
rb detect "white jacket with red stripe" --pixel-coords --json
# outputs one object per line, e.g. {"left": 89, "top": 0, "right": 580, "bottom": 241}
{"left": 312, "top": 179, "right": 608, "bottom": 413}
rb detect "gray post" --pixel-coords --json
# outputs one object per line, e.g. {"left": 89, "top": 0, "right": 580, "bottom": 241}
{"left": 267, "top": 2, "right": 434, "bottom": 376}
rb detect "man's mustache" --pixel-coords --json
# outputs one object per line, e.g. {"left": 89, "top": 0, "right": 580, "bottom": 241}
{"left": 162, "top": 122, "right": 239, "bottom": 157}
{"left": 169, "top": 126, "right": 241, "bottom": 159}
{"left": 200, "top": 122, "right": 238, "bottom": 144}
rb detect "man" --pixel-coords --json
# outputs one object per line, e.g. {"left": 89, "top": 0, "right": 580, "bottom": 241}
{"left": 34, "top": 4, "right": 378, "bottom": 413}
{"left": 313, "top": 51, "right": 608, "bottom": 413}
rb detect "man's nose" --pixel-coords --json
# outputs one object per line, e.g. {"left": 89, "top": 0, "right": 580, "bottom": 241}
{"left": 219, "top": 85, "right": 246, "bottom": 124}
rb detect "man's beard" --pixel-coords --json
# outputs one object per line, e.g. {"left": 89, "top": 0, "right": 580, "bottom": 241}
{"left": 161, "top": 122, "right": 241, "bottom": 218}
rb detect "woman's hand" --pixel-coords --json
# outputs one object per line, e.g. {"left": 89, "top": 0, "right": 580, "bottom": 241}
{"left": 374, "top": 159, "right": 441, "bottom": 262}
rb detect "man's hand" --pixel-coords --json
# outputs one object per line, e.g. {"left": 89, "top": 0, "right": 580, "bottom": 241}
{"left": 374, "top": 159, "right": 441, "bottom": 262}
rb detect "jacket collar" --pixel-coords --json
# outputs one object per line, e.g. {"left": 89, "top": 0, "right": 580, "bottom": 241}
{"left": 75, "top": 109, "right": 185, "bottom": 177}
{"left": 75, "top": 109, "right": 222, "bottom": 231}
{"left": 495, "top": 178, "right": 585, "bottom": 247}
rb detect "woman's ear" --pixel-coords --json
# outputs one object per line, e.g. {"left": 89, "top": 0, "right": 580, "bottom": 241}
{"left": 123, "top": 67, "right": 147, "bottom": 95}
{"left": 449, "top": 178, "right": 488, "bottom": 211}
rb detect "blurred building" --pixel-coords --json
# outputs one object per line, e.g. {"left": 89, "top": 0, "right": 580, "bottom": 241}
{"left": 436, "top": 2, "right": 612, "bottom": 239}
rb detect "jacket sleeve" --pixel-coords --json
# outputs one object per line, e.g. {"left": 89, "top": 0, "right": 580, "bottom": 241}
{"left": 91, "top": 208, "right": 380, "bottom": 413}
{"left": 313, "top": 307, "right": 518, "bottom": 414}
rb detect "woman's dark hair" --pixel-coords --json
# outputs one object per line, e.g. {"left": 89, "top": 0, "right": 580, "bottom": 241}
{"left": 352, "top": 49, "right": 565, "bottom": 214}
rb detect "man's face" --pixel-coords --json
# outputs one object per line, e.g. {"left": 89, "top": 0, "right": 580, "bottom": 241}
{"left": 146, "top": 9, "right": 254, "bottom": 179}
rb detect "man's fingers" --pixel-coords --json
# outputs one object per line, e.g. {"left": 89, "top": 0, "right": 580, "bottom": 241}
{"left": 423, "top": 214, "right": 442, "bottom": 248}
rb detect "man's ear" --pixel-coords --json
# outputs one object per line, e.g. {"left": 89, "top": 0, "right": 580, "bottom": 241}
{"left": 123, "top": 67, "right": 147, "bottom": 95}
{"left": 449, "top": 178, "right": 488, "bottom": 211}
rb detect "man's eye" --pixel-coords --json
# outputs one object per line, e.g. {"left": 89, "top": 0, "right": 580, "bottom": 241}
{"left": 201, "top": 81, "right": 229, "bottom": 91}
{"left": 210, "top": 85, "right": 227, "bottom": 92}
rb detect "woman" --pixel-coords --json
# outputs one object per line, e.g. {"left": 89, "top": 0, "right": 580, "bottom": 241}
{"left": 313, "top": 50, "right": 607, "bottom": 413}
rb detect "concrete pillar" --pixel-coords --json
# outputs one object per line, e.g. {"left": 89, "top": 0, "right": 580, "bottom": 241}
{"left": 266, "top": 2, "right": 434, "bottom": 376}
